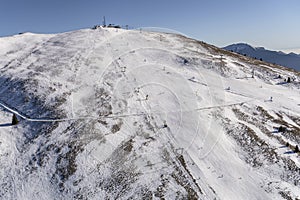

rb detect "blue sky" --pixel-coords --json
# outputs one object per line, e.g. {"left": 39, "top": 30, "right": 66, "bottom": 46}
{"left": 0, "top": 0, "right": 299, "bottom": 51}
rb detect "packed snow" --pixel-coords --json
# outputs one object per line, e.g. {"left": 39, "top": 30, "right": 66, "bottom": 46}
{"left": 0, "top": 27, "right": 299, "bottom": 199}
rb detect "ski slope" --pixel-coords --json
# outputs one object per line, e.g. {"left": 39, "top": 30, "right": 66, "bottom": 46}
{"left": 0, "top": 27, "right": 300, "bottom": 199}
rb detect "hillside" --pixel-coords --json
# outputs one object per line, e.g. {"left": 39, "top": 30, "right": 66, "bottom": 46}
{"left": 0, "top": 27, "right": 300, "bottom": 200}
{"left": 223, "top": 43, "right": 300, "bottom": 72}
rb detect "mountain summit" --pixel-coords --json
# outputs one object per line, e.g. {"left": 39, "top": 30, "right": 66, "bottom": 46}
{"left": 0, "top": 28, "right": 300, "bottom": 199}
{"left": 223, "top": 43, "right": 300, "bottom": 71}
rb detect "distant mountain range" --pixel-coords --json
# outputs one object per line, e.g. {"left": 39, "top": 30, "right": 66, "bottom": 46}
{"left": 223, "top": 43, "right": 300, "bottom": 71}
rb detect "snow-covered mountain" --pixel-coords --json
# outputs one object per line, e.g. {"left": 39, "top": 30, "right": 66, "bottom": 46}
{"left": 223, "top": 43, "right": 300, "bottom": 72}
{"left": 0, "top": 27, "right": 300, "bottom": 199}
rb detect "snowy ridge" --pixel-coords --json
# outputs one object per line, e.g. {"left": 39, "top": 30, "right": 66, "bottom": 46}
{"left": 0, "top": 27, "right": 300, "bottom": 199}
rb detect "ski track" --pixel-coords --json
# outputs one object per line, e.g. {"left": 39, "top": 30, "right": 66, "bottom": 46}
{"left": 0, "top": 100, "right": 253, "bottom": 123}
{"left": 0, "top": 28, "right": 300, "bottom": 200}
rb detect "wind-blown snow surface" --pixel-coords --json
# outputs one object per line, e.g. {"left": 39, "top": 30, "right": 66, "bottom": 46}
{"left": 0, "top": 28, "right": 300, "bottom": 199}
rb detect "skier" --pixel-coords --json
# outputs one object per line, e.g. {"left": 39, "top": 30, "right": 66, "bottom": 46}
{"left": 134, "top": 87, "right": 140, "bottom": 94}
{"left": 163, "top": 120, "right": 168, "bottom": 128}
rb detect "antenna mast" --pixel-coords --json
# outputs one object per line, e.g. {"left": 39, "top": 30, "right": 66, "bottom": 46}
{"left": 103, "top": 16, "right": 106, "bottom": 27}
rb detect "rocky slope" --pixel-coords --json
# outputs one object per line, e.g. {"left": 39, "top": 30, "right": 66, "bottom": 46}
{"left": 0, "top": 27, "right": 300, "bottom": 199}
